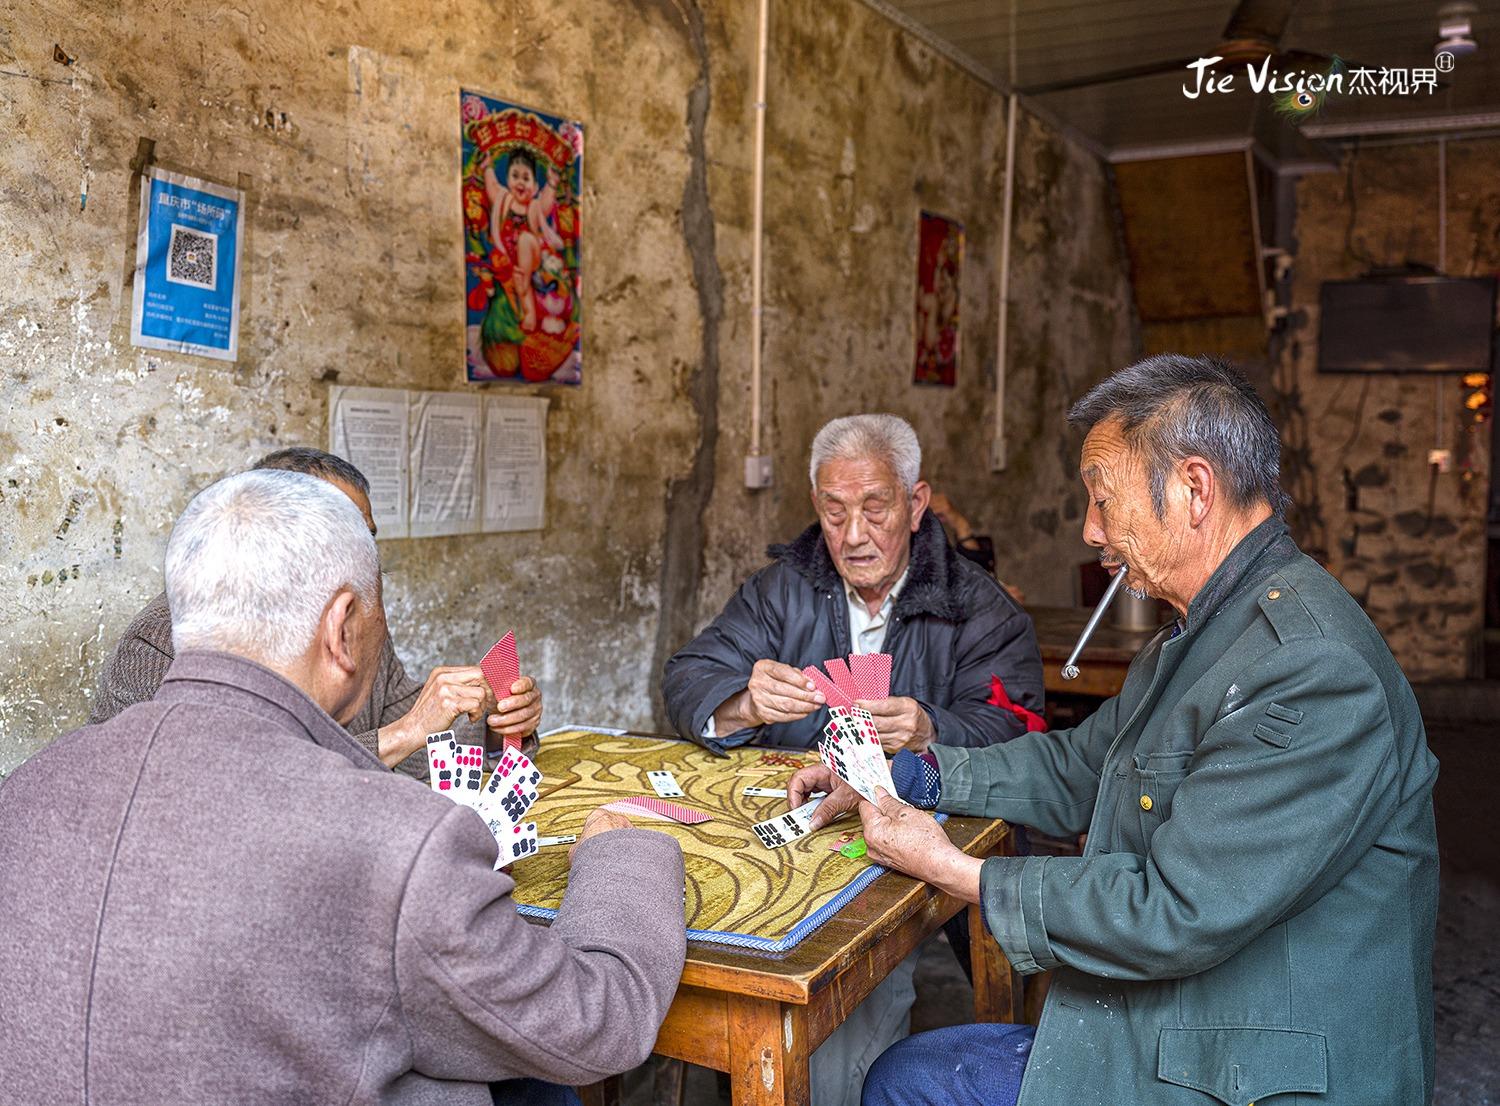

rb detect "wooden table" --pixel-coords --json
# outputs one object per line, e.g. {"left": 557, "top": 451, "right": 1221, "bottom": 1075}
{"left": 1029, "top": 604, "right": 1166, "bottom": 699}
{"left": 578, "top": 816, "right": 1019, "bottom": 1106}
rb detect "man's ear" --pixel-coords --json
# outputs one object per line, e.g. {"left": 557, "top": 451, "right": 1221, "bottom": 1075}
{"left": 1180, "top": 457, "right": 1216, "bottom": 528}
{"left": 909, "top": 480, "right": 932, "bottom": 532}
{"left": 320, "top": 589, "right": 360, "bottom": 676}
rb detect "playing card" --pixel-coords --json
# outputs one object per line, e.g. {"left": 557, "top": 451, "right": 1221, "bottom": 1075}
{"left": 478, "top": 748, "right": 541, "bottom": 825}
{"left": 537, "top": 834, "right": 577, "bottom": 848}
{"left": 751, "top": 797, "right": 825, "bottom": 850}
{"left": 486, "top": 747, "right": 541, "bottom": 794}
{"left": 425, "top": 730, "right": 458, "bottom": 794}
{"left": 824, "top": 657, "right": 859, "bottom": 701}
{"left": 451, "top": 743, "right": 486, "bottom": 806}
{"left": 493, "top": 821, "right": 539, "bottom": 868}
{"left": 618, "top": 796, "right": 712, "bottom": 824}
{"left": 647, "top": 770, "right": 685, "bottom": 798}
{"left": 479, "top": 632, "right": 521, "bottom": 697}
{"left": 819, "top": 716, "right": 901, "bottom": 806}
{"left": 802, "top": 664, "right": 855, "bottom": 710}
{"left": 743, "top": 786, "right": 788, "bottom": 798}
{"left": 848, "top": 652, "right": 892, "bottom": 700}
{"left": 602, "top": 798, "right": 672, "bottom": 822}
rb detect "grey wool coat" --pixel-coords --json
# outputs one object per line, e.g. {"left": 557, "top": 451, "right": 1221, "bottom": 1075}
{"left": 0, "top": 652, "right": 688, "bottom": 1105}
{"left": 934, "top": 519, "right": 1439, "bottom": 1106}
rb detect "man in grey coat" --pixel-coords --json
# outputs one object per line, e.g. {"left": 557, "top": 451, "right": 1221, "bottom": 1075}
{"left": 0, "top": 470, "right": 688, "bottom": 1106}
{"left": 794, "top": 356, "right": 1439, "bottom": 1106}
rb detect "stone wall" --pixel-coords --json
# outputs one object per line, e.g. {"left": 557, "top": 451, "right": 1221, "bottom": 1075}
{"left": 1274, "top": 138, "right": 1499, "bottom": 681}
{"left": 0, "top": 0, "right": 1136, "bottom": 774}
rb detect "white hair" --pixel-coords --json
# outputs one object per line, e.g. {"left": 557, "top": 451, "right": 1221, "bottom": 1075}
{"left": 808, "top": 414, "right": 922, "bottom": 492}
{"left": 166, "top": 470, "right": 380, "bottom": 667}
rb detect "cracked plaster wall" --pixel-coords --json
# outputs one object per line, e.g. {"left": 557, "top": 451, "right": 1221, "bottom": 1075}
{"left": 1, "top": 0, "right": 1135, "bottom": 774}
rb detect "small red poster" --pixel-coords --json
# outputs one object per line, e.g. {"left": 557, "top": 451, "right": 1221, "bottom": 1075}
{"left": 913, "top": 210, "right": 963, "bottom": 387}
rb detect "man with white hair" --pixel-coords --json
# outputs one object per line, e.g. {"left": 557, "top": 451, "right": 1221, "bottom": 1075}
{"left": 661, "top": 413, "right": 1043, "bottom": 1106}
{"left": 0, "top": 470, "right": 688, "bottom": 1106}
{"left": 90, "top": 446, "right": 543, "bottom": 778}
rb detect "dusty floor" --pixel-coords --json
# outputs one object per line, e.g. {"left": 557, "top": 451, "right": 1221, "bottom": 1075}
{"left": 621, "top": 713, "right": 1499, "bottom": 1105}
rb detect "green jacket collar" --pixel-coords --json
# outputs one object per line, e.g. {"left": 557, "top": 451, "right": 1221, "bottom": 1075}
{"left": 1183, "top": 514, "right": 1297, "bottom": 633}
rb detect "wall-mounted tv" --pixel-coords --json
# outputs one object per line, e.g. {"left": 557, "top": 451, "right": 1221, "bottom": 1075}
{"left": 1317, "top": 274, "right": 1496, "bottom": 373}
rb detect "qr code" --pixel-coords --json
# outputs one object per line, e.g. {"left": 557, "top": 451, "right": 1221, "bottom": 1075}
{"left": 166, "top": 224, "right": 218, "bottom": 290}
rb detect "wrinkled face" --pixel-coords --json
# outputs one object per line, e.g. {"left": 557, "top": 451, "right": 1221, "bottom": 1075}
{"left": 507, "top": 160, "right": 536, "bottom": 203}
{"left": 1079, "top": 417, "right": 1186, "bottom": 601}
{"left": 812, "top": 456, "right": 926, "bottom": 596}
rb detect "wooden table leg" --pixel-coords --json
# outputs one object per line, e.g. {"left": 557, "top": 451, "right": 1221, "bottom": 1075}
{"left": 726, "top": 994, "right": 810, "bottom": 1106}
{"left": 577, "top": 1076, "right": 621, "bottom": 1106}
{"left": 968, "top": 898, "right": 1024, "bottom": 1024}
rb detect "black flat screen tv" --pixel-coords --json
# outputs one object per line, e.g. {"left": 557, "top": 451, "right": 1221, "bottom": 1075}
{"left": 1317, "top": 275, "right": 1496, "bottom": 373}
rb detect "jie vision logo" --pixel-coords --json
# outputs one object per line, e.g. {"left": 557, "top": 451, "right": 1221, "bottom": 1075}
{"left": 1182, "top": 54, "right": 1445, "bottom": 101}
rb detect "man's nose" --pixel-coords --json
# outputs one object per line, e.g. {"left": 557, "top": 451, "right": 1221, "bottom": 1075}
{"left": 843, "top": 513, "right": 867, "bottom": 547}
{"left": 1082, "top": 503, "right": 1105, "bottom": 548}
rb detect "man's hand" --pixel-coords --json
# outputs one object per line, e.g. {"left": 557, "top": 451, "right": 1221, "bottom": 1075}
{"left": 786, "top": 764, "right": 861, "bottom": 831}
{"left": 377, "top": 665, "right": 493, "bottom": 767}
{"left": 569, "top": 807, "right": 634, "bottom": 864}
{"left": 855, "top": 696, "right": 935, "bottom": 753}
{"left": 486, "top": 674, "right": 542, "bottom": 741}
{"left": 713, "top": 659, "right": 825, "bottom": 733}
{"left": 859, "top": 788, "right": 982, "bottom": 904}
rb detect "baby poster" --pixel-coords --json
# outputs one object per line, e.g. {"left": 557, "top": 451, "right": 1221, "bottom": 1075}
{"left": 913, "top": 210, "right": 963, "bottom": 387}
{"left": 461, "top": 91, "right": 583, "bottom": 385}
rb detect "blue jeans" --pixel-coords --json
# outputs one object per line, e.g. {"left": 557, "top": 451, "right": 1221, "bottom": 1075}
{"left": 490, "top": 1078, "right": 581, "bottom": 1106}
{"left": 861, "top": 1023, "right": 1035, "bottom": 1106}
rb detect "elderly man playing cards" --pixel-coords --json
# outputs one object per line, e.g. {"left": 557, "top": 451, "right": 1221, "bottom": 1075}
{"left": 790, "top": 356, "right": 1438, "bottom": 1106}
{"left": 90, "top": 446, "right": 543, "bottom": 776}
{"left": 663, "top": 412, "right": 1043, "bottom": 1106}
{"left": 0, "top": 470, "right": 688, "bottom": 1106}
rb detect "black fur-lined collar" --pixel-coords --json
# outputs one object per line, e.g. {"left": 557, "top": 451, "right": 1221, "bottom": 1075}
{"left": 766, "top": 512, "right": 966, "bottom": 622}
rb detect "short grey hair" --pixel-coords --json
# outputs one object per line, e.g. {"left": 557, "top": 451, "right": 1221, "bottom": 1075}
{"left": 1067, "top": 354, "right": 1286, "bottom": 517}
{"left": 808, "top": 414, "right": 922, "bottom": 491}
{"left": 166, "top": 470, "right": 381, "bottom": 667}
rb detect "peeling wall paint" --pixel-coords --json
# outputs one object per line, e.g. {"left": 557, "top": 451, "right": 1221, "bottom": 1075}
{"left": 1, "top": 0, "right": 1136, "bottom": 774}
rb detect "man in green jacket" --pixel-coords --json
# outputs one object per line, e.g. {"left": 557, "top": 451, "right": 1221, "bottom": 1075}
{"left": 790, "top": 354, "right": 1438, "bottom": 1106}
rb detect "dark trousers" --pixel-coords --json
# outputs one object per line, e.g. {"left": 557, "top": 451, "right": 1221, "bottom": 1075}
{"left": 490, "top": 1079, "right": 581, "bottom": 1106}
{"left": 860, "top": 1023, "right": 1035, "bottom": 1106}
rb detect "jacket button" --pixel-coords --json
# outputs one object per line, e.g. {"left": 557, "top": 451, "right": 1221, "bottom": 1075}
{"left": 1139, "top": 794, "right": 1153, "bottom": 811}
{"left": 1267, "top": 589, "right": 1281, "bottom": 600}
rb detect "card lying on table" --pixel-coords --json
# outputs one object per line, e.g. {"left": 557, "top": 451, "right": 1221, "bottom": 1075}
{"left": 751, "top": 796, "right": 825, "bottom": 849}
{"left": 603, "top": 795, "right": 713, "bottom": 825}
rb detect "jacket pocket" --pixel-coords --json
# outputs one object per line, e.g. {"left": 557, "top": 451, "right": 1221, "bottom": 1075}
{"left": 1129, "top": 754, "right": 1189, "bottom": 849}
{"left": 1157, "top": 1026, "right": 1327, "bottom": 1106}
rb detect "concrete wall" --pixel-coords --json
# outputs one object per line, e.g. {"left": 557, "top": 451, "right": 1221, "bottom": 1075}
{"left": 1274, "top": 139, "right": 1498, "bottom": 681}
{"left": 0, "top": 0, "right": 1136, "bottom": 774}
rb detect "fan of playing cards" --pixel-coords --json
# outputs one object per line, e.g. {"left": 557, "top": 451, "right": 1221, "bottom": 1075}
{"left": 427, "top": 733, "right": 548, "bottom": 868}
{"left": 808, "top": 652, "right": 903, "bottom": 807}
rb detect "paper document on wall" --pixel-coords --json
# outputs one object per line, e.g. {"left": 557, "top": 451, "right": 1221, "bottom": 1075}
{"left": 483, "top": 396, "right": 548, "bottom": 532}
{"left": 410, "top": 391, "right": 483, "bottom": 538}
{"left": 329, "top": 385, "right": 410, "bottom": 539}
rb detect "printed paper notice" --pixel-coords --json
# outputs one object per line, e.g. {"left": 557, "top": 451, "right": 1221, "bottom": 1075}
{"left": 410, "top": 391, "right": 483, "bottom": 538}
{"left": 329, "top": 386, "right": 410, "bottom": 539}
{"left": 483, "top": 396, "right": 548, "bottom": 532}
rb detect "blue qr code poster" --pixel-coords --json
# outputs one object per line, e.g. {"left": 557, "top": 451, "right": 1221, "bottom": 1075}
{"left": 130, "top": 167, "right": 244, "bottom": 362}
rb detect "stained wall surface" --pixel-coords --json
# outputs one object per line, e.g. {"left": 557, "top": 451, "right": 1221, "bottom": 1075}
{"left": 1, "top": 0, "right": 1136, "bottom": 774}
{"left": 1275, "top": 139, "right": 1498, "bottom": 681}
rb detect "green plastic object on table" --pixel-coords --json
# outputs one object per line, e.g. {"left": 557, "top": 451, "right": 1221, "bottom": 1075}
{"left": 839, "top": 838, "right": 867, "bottom": 859}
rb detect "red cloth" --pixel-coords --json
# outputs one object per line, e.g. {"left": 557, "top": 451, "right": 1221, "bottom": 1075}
{"left": 987, "top": 674, "right": 1047, "bottom": 733}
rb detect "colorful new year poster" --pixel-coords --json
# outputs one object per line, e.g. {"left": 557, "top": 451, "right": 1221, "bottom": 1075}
{"left": 913, "top": 210, "right": 963, "bottom": 387}
{"left": 130, "top": 167, "right": 244, "bottom": 362}
{"left": 461, "top": 90, "right": 583, "bottom": 385}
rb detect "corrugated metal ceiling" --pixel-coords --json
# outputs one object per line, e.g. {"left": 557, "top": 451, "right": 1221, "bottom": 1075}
{"left": 868, "top": 0, "right": 1500, "bottom": 160}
